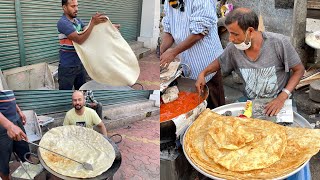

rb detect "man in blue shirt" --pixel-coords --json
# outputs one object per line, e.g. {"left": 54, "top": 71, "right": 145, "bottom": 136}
{"left": 160, "top": 0, "right": 225, "bottom": 109}
{"left": 57, "top": 0, "right": 107, "bottom": 90}
{"left": 0, "top": 91, "right": 29, "bottom": 180}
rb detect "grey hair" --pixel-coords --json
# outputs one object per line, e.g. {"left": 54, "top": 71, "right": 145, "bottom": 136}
{"left": 225, "top": 8, "right": 259, "bottom": 32}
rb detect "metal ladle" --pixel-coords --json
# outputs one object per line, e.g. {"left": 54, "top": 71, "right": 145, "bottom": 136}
{"left": 24, "top": 140, "right": 93, "bottom": 171}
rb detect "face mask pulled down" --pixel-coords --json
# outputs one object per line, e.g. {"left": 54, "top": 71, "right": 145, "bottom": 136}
{"left": 234, "top": 30, "right": 251, "bottom": 50}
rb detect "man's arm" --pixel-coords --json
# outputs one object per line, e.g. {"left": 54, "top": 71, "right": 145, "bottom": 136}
{"left": 160, "top": 32, "right": 174, "bottom": 55}
{"left": 160, "top": 33, "right": 204, "bottom": 66}
{"left": 0, "top": 113, "right": 27, "bottom": 141}
{"left": 68, "top": 13, "right": 107, "bottom": 44}
{"left": 282, "top": 63, "right": 305, "bottom": 93}
{"left": 195, "top": 59, "right": 221, "bottom": 94}
{"left": 16, "top": 104, "right": 26, "bottom": 125}
{"left": 63, "top": 113, "right": 71, "bottom": 126}
{"left": 265, "top": 63, "right": 305, "bottom": 116}
{"left": 96, "top": 121, "right": 108, "bottom": 136}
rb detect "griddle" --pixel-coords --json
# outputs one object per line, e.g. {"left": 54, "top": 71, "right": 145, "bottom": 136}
{"left": 37, "top": 136, "right": 121, "bottom": 180}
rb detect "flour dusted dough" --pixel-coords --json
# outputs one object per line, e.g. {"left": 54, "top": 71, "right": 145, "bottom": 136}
{"left": 39, "top": 126, "right": 115, "bottom": 178}
{"left": 73, "top": 18, "right": 140, "bottom": 86}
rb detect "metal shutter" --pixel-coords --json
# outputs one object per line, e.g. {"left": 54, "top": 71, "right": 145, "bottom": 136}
{"left": 14, "top": 90, "right": 151, "bottom": 115}
{"left": 0, "top": 0, "right": 21, "bottom": 70}
{"left": 20, "top": 0, "right": 62, "bottom": 65}
{"left": 77, "top": 0, "right": 143, "bottom": 42}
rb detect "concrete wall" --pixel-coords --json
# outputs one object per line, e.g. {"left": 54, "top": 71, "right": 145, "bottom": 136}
{"left": 138, "top": 0, "right": 161, "bottom": 50}
{"left": 228, "top": 0, "right": 294, "bottom": 36}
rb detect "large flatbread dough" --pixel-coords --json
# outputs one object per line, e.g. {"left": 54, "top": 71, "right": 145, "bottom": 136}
{"left": 73, "top": 18, "right": 140, "bottom": 86}
{"left": 39, "top": 126, "right": 115, "bottom": 178}
{"left": 184, "top": 109, "right": 320, "bottom": 179}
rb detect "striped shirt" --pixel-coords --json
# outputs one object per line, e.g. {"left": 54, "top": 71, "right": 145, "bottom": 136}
{"left": 57, "top": 14, "right": 85, "bottom": 67}
{"left": 162, "top": 0, "right": 223, "bottom": 81}
{"left": 85, "top": 90, "right": 98, "bottom": 105}
{"left": 0, "top": 90, "right": 19, "bottom": 127}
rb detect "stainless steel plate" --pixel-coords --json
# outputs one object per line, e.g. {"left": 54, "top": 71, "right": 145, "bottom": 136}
{"left": 212, "top": 102, "right": 312, "bottom": 128}
{"left": 183, "top": 102, "right": 311, "bottom": 180}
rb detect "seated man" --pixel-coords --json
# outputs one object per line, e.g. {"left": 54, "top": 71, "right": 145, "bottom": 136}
{"left": 63, "top": 91, "right": 107, "bottom": 136}
{"left": 84, "top": 90, "right": 103, "bottom": 119}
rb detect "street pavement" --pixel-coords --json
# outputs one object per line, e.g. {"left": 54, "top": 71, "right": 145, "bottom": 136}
{"left": 110, "top": 115, "right": 160, "bottom": 180}
{"left": 134, "top": 52, "right": 160, "bottom": 90}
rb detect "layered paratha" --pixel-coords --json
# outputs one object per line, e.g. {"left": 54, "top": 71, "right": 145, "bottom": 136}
{"left": 39, "top": 126, "right": 115, "bottom": 178}
{"left": 184, "top": 109, "right": 320, "bottom": 179}
{"left": 73, "top": 18, "right": 140, "bottom": 86}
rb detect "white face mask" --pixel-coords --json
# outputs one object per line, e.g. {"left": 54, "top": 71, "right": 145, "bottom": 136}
{"left": 234, "top": 30, "right": 251, "bottom": 50}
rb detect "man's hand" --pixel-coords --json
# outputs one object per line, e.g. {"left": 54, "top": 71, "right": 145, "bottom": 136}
{"left": 18, "top": 111, "right": 27, "bottom": 125}
{"left": 195, "top": 72, "right": 206, "bottom": 95}
{"left": 264, "top": 93, "right": 287, "bottom": 116}
{"left": 90, "top": 103, "right": 97, "bottom": 108}
{"left": 7, "top": 123, "right": 28, "bottom": 141}
{"left": 113, "top": 24, "right": 120, "bottom": 30}
{"left": 160, "top": 48, "right": 177, "bottom": 67}
{"left": 91, "top": 12, "right": 108, "bottom": 25}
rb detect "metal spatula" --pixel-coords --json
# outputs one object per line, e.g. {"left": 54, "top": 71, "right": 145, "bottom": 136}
{"left": 24, "top": 140, "right": 93, "bottom": 171}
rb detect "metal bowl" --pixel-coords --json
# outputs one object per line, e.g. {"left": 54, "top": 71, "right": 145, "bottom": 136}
{"left": 160, "top": 77, "right": 209, "bottom": 141}
{"left": 183, "top": 102, "right": 311, "bottom": 180}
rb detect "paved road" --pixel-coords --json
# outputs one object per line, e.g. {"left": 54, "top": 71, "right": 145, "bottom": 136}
{"left": 110, "top": 115, "right": 160, "bottom": 180}
{"left": 134, "top": 52, "right": 159, "bottom": 90}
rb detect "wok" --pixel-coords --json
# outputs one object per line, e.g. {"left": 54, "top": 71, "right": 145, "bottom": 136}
{"left": 160, "top": 77, "right": 209, "bottom": 141}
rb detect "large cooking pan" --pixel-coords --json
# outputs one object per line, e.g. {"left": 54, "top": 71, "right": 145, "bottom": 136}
{"left": 160, "top": 77, "right": 209, "bottom": 141}
{"left": 37, "top": 136, "right": 121, "bottom": 180}
{"left": 182, "top": 102, "right": 312, "bottom": 180}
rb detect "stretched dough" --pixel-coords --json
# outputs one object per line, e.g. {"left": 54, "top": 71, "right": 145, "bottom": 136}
{"left": 73, "top": 18, "right": 140, "bottom": 86}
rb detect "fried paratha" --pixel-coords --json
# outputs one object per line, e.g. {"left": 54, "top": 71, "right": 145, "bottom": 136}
{"left": 39, "top": 126, "right": 115, "bottom": 178}
{"left": 184, "top": 109, "right": 320, "bottom": 179}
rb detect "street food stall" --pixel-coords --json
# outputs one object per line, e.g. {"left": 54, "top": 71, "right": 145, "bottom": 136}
{"left": 160, "top": 61, "right": 320, "bottom": 179}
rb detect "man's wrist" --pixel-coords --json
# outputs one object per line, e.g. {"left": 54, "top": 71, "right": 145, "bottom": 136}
{"left": 199, "top": 71, "right": 206, "bottom": 78}
{"left": 3, "top": 121, "right": 14, "bottom": 130}
{"left": 281, "top": 88, "right": 292, "bottom": 99}
{"left": 170, "top": 47, "right": 179, "bottom": 57}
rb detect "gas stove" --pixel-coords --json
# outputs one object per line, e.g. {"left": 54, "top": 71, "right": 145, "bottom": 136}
{"left": 160, "top": 138, "right": 193, "bottom": 180}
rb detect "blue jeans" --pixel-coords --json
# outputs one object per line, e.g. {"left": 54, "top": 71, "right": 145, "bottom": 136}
{"left": 58, "top": 65, "right": 86, "bottom": 90}
{"left": 0, "top": 120, "right": 30, "bottom": 175}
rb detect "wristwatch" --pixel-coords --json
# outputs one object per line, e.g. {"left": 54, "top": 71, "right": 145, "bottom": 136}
{"left": 282, "top": 88, "right": 292, "bottom": 99}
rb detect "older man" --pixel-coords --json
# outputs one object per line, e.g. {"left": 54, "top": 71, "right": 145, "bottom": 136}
{"left": 63, "top": 91, "right": 108, "bottom": 136}
{"left": 196, "top": 8, "right": 305, "bottom": 116}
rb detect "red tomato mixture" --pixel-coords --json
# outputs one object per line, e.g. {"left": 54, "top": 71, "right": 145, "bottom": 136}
{"left": 160, "top": 91, "right": 203, "bottom": 122}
